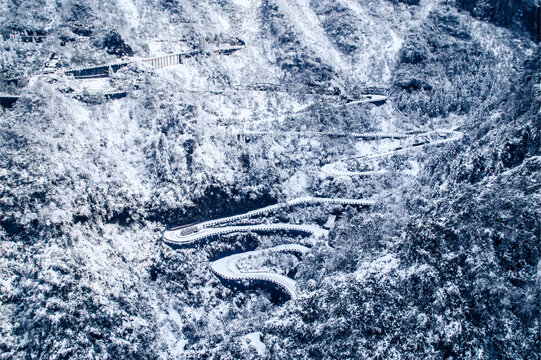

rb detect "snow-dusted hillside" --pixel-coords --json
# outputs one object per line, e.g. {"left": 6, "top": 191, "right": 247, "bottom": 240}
{"left": 1, "top": 0, "right": 539, "bottom": 359}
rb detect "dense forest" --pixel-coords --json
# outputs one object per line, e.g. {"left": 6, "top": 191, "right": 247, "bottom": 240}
{"left": 1, "top": 0, "right": 539, "bottom": 359}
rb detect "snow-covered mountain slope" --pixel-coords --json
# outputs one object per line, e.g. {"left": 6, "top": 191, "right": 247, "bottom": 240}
{"left": 1, "top": 0, "right": 539, "bottom": 359}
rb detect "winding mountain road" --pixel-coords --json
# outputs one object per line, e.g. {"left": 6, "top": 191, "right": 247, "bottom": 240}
{"left": 321, "top": 128, "right": 463, "bottom": 177}
{"left": 163, "top": 104, "right": 463, "bottom": 300}
{"left": 210, "top": 244, "right": 311, "bottom": 299}
{"left": 164, "top": 197, "right": 371, "bottom": 246}
{"left": 164, "top": 223, "right": 329, "bottom": 246}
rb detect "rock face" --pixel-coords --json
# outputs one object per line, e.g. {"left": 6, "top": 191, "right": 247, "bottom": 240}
{"left": 0, "top": 1, "right": 539, "bottom": 359}
{"left": 102, "top": 32, "right": 134, "bottom": 57}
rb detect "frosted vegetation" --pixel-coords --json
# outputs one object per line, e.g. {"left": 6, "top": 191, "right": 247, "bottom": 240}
{"left": 0, "top": 0, "right": 539, "bottom": 359}
{"left": 231, "top": 250, "right": 298, "bottom": 275}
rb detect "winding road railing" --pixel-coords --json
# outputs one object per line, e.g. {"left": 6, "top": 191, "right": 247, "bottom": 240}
{"left": 163, "top": 126, "right": 463, "bottom": 299}
{"left": 321, "top": 128, "right": 463, "bottom": 177}
{"left": 232, "top": 129, "right": 409, "bottom": 140}
{"left": 164, "top": 223, "right": 329, "bottom": 246}
{"left": 164, "top": 197, "right": 372, "bottom": 245}
{"left": 210, "top": 244, "right": 311, "bottom": 299}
